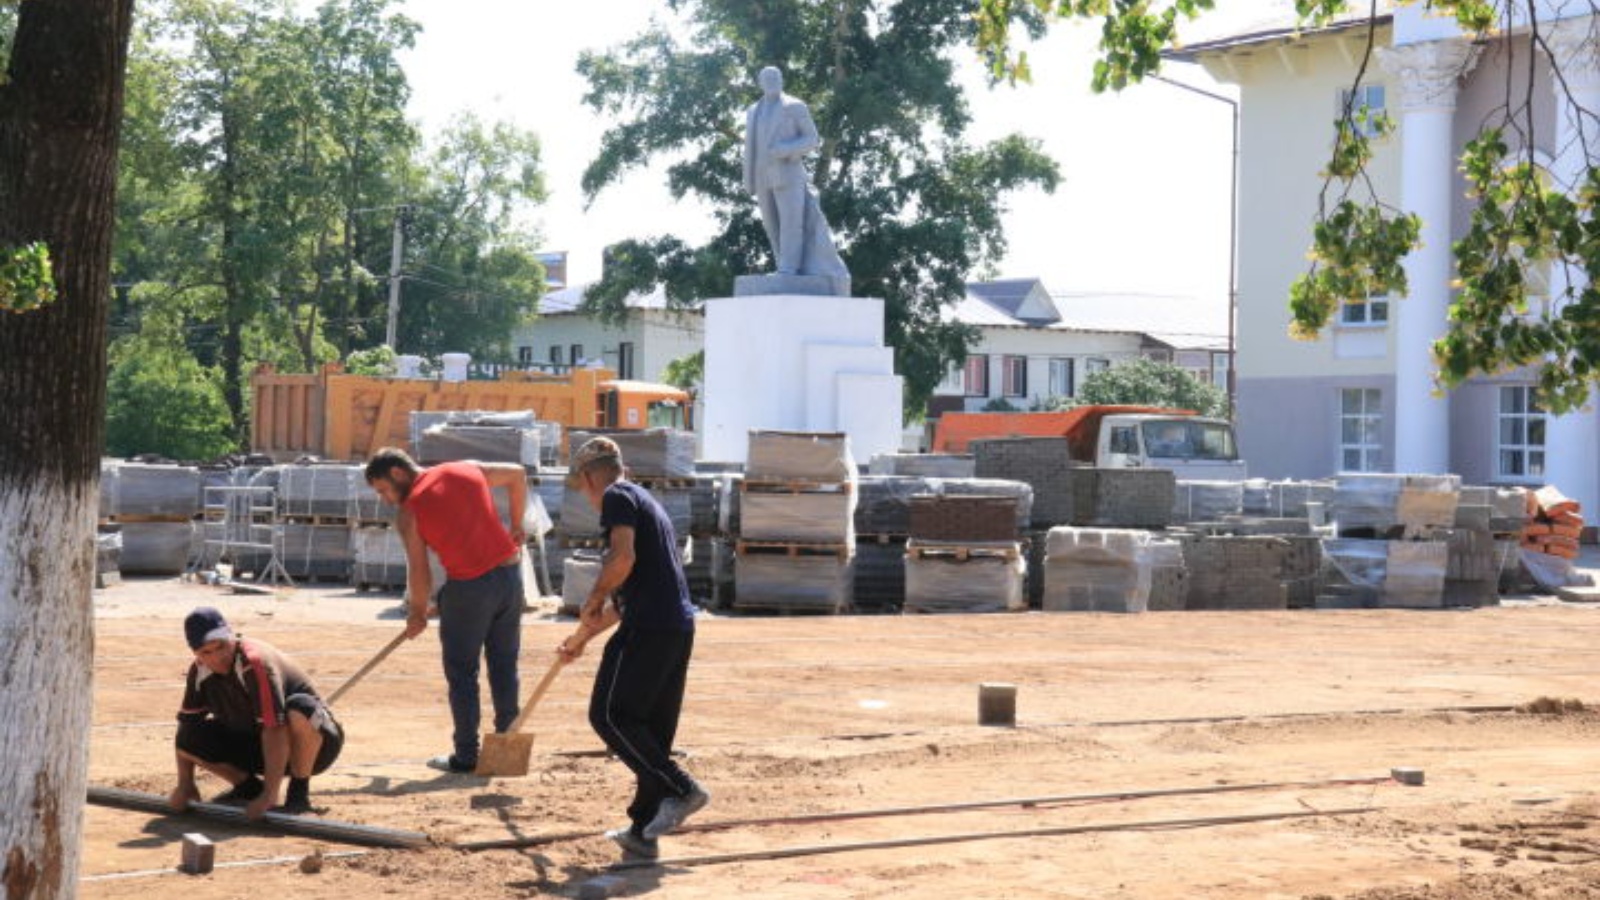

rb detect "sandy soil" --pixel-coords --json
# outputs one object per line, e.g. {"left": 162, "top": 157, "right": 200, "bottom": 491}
{"left": 78, "top": 572, "right": 1600, "bottom": 899}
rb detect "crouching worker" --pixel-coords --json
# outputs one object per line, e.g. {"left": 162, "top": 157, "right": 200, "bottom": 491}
{"left": 169, "top": 607, "right": 344, "bottom": 819}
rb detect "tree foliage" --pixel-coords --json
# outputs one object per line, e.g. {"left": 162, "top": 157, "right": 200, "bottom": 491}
{"left": 577, "top": 0, "right": 1061, "bottom": 416}
{"left": 105, "top": 339, "right": 236, "bottom": 460}
{"left": 1075, "top": 357, "right": 1229, "bottom": 417}
{"left": 977, "top": 0, "right": 1600, "bottom": 413}
{"left": 109, "top": 0, "right": 549, "bottom": 454}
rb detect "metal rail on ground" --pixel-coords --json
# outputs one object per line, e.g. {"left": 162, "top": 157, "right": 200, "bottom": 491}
{"left": 87, "top": 786, "right": 430, "bottom": 849}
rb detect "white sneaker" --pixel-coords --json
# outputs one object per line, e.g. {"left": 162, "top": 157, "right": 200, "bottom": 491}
{"left": 642, "top": 785, "right": 710, "bottom": 839}
{"left": 605, "top": 827, "right": 659, "bottom": 859}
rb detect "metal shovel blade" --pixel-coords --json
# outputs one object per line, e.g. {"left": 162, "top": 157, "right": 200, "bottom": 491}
{"left": 472, "top": 656, "right": 564, "bottom": 778}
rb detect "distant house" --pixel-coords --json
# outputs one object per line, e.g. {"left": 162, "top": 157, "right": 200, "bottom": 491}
{"left": 507, "top": 283, "right": 703, "bottom": 385}
{"left": 1173, "top": 2, "right": 1600, "bottom": 510}
{"left": 927, "top": 278, "right": 1230, "bottom": 416}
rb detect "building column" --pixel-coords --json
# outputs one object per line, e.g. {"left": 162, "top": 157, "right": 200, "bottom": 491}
{"left": 1378, "top": 40, "right": 1481, "bottom": 474}
{"left": 1535, "top": 19, "right": 1600, "bottom": 513}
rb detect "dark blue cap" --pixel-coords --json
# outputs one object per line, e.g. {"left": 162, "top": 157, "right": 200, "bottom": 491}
{"left": 184, "top": 607, "right": 233, "bottom": 650}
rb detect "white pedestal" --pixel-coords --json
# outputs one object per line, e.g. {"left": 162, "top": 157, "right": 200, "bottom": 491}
{"left": 702, "top": 293, "right": 903, "bottom": 464}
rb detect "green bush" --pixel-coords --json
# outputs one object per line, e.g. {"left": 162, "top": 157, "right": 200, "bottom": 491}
{"left": 1077, "top": 359, "right": 1228, "bottom": 418}
{"left": 106, "top": 346, "right": 237, "bottom": 460}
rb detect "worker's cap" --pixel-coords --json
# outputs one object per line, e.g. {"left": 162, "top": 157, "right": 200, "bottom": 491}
{"left": 184, "top": 606, "right": 233, "bottom": 650}
{"left": 565, "top": 436, "right": 623, "bottom": 488}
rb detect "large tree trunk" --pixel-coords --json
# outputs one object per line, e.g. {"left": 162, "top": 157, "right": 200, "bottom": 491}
{"left": 0, "top": 1, "right": 133, "bottom": 897}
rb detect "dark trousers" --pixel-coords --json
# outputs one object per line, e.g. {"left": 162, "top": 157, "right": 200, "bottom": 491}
{"left": 437, "top": 563, "right": 523, "bottom": 762}
{"left": 589, "top": 625, "right": 696, "bottom": 835}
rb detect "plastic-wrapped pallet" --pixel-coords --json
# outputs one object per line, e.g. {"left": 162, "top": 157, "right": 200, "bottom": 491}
{"left": 710, "top": 538, "right": 737, "bottom": 610}
{"left": 855, "top": 476, "right": 934, "bottom": 537}
{"left": 560, "top": 481, "right": 690, "bottom": 539}
{"left": 567, "top": 428, "right": 696, "bottom": 478}
{"left": 1068, "top": 468, "right": 1175, "bottom": 528}
{"left": 686, "top": 536, "right": 715, "bottom": 604}
{"left": 927, "top": 478, "right": 1034, "bottom": 533}
{"left": 1384, "top": 540, "right": 1448, "bottom": 608}
{"left": 276, "top": 465, "right": 365, "bottom": 519}
{"left": 1395, "top": 475, "right": 1460, "bottom": 533}
{"left": 118, "top": 521, "right": 194, "bottom": 574}
{"left": 868, "top": 453, "right": 975, "bottom": 478}
{"left": 971, "top": 437, "right": 1077, "bottom": 527}
{"left": 1280, "top": 535, "right": 1323, "bottom": 609}
{"left": 687, "top": 474, "right": 722, "bottom": 536}
{"left": 740, "top": 488, "right": 855, "bottom": 543}
{"left": 102, "top": 462, "right": 202, "bottom": 518}
{"left": 1145, "top": 538, "right": 1187, "bottom": 611}
{"left": 95, "top": 528, "right": 123, "bottom": 587}
{"left": 410, "top": 410, "right": 554, "bottom": 464}
{"left": 561, "top": 552, "right": 603, "bottom": 616}
{"left": 746, "top": 430, "right": 855, "bottom": 484}
{"left": 279, "top": 523, "right": 354, "bottom": 580}
{"left": 1041, "top": 527, "right": 1153, "bottom": 613}
{"left": 904, "top": 552, "right": 1025, "bottom": 613}
{"left": 1332, "top": 475, "right": 1403, "bottom": 532}
{"left": 418, "top": 425, "right": 540, "bottom": 467}
{"left": 908, "top": 493, "right": 1019, "bottom": 542}
{"left": 733, "top": 552, "right": 853, "bottom": 613}
{"left": 1318, "top": 539, "right": 1386, "bottom": 608}
{"left": 351, "top": 526, "right": 407, "bottom": 589}
{"left": 1243, "top": 480, "right": 1336, "bottom": 518}
{"left": 852, "top": 540, "right": 907, "bottom": 612}
{"left": 1172, "top": 480, "right": 1244, "bottom": 524}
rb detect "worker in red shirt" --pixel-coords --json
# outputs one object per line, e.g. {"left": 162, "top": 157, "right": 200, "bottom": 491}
{"left": 365, "top": 447, "right": 529, "bottom": 773}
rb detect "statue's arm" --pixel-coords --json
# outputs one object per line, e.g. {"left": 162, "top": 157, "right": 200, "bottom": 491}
{"left": 771, "top": 102, "right": 821, "bottom": 161}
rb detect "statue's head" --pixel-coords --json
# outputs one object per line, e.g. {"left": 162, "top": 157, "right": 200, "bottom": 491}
{"left": 758, "top": 66, "right": 783, "bottom": 95}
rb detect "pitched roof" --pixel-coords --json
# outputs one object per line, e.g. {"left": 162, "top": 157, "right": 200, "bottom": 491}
{"left": 1051, "top": 291, "right": 1228, "bottom": 351}
{"left": 1168, "top": 1, "right": 1396, "bottom": 59}
{"left": 537, "top": 283, "right": 672, "bottom": 315}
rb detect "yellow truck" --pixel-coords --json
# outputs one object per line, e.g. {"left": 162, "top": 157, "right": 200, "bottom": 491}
{"left": 251, "top": 363, "right": 692, "bottom": 462}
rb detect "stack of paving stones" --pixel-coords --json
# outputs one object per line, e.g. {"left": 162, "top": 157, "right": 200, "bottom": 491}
{"left": 1182, "top": 534, "right": 1290, "bottom": 610}
{"left": 902, "top": 494, "right": 1025, "bottom": 614}
{"left": 560, "top": 551, "right": 603, "bottom": 616}
{"left": 1317, "top": 538, "right": 1449, "bottom": 608}
{"left": 99, "top": 461, "right": 201, "bottom": 575}
{"left": 557, "top": 431, "right": 697, "bottom": 597}
{"left": 95, "top": 528, "right": 122, "bottom": 589}
{"left": 410, "top": 410, "right": 559, "bottom": 467}
{"left": 417, "top": 424, "right": 541, "bottom": 467}
{"left": 1442, "top": 486, "right": 1507, "bottom": 607}
{"left": 1242, "top": 479, "right": 1337, "bottom": 519}
{"left": 1331, "top": 473, "right": 1460, "bottom": 537}
{"left": 1144, "top": 537, "right": 1189, "bottom": 611}
{"left": 275, "top": 464, "right": 369, "bottom": 582}
{"left": 1068, "top": 468, "right": 1176, "bottom": 528}
{"left": 1171, "top": 518, "right": 1322, "bottom": 609}
{"left": 851, "top": 476, "right": 931, "bottom": 612}
{"left": 868, "top": 452, "right": 976, "bottom": 478}
{"left": 1171, "top": 480, "right": 1245, "bottom": 525}
{"left": 351, "top": 526, "right": 407, "bottom": 591}
{"left": 971, "top": 437, "right": 1080, "bottom": 528}
{"left": 1320, "top": 474, "right": 1458, "bottom": 608}
{"left": 733, "top": 431, "right": 857, "bottom": 613}
{"left": 1041, "top": 527, "right": 1155, "bottom": 613}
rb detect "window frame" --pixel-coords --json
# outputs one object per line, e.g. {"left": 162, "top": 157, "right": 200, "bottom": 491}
{"left": 1338, "top": 387, "right": 1384, "bottom": 473}
{"left": 1047, "top": 357, "right": 1074, "bottom": 398}
{"left": 617, "top": 341, "right": 635, "bottom": 380}
{"left": 1002, "top": 355, "right": 1027, "bottom": 399}
{"left": 963, "top": 354, "right": 990, "bottom": 398}
{"left": 1495, "top": 385, "right": 1547, "bottom": 481}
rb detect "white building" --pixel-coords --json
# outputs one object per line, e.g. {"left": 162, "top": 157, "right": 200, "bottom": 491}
{"left": 927, "top": 278, "right": 1230, "bottom": 416}
{"left": 508, "top": 283, "right": 703, "bottom": 384}
{"left": 1176, "top": 3, "right": 1600, "bottom": 512}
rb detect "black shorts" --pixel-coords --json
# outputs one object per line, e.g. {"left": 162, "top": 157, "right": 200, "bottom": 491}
{"left": 176, "top": 694, "right": 343, "bottom": 776}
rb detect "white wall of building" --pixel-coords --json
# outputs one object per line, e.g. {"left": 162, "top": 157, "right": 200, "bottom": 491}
{"left": 931, "top": 326, "right": 1146, "bottom": 411}
{"left": 510, "top": 310, "right": 703, "bottom": 383}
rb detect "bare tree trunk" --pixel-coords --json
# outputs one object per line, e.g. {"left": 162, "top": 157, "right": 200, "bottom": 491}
{"left": 0, "top": 1, "right": 133, "bottom": 897}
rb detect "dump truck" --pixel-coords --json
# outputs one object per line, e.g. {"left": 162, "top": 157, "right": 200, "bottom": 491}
{"left": 931, "top": 405, "right": 1246, "bottom": 480}
{"left": 250, "top": 363, "right": 692, "bottom": 462}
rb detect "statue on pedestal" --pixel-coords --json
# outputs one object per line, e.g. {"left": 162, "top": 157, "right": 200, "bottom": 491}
{"left": 741, "top": 66, "right": 850, "bottom": 296}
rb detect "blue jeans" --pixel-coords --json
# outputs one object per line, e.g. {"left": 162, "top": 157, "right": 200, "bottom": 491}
{"left": 437, "top": 563, "right": 522, "bottom": 762}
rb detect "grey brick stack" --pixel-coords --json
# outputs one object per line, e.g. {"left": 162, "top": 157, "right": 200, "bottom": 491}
{"left": 1181, "top": 535, "right": 1290, "bottom": 610}
{"left": 971, "top": 437, "right": 1079, "bottom": 527}
{"left": 1172, "top": 480, "right": 1245, "bottom": 524}
{"left": 1041, "top": 527, "right": 1154, "bottom": 613}
{"left": 1068, "top": 468, "right": 1175, "bottom": 528}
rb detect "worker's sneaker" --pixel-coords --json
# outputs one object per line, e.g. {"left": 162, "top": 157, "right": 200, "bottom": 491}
{"left": 426, "top": 753, "right": 477, "bottom": 774}
{"left": 211, "top": 776, "right": 264, "bottom": 806}
{"left": 642, "top": 785, "right": 710, "bottom": 839}
{"left": 604, "top": 827, "right": 659, "bottom": 860}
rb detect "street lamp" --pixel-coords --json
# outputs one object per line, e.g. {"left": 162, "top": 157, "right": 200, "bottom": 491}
{"left": 1149, "top": 72, "right": 1238, "bottom": 421}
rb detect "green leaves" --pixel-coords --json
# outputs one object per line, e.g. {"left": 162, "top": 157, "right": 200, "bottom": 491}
{"left": 0, "top": 242, "right": 56, "bottom": 313}
{"left": 1076, "top": 357, "right": 1229, "bottom": 417}
{"left": 1289, "top": 202, "right": 1420, "bottom": 340}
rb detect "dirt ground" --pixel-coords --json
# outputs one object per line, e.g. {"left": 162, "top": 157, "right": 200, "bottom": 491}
{"left": 79, "top": 568, "right": 1600, "bottom": 899}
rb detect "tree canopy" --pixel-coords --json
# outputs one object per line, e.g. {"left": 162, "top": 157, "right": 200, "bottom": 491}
{"left": 576, "top": 0, "right": 1061, "bottom": 415}
{"left": 977, "top": 0, "right": 1600, "bottom": 413}
{"left": 1074, "top": 357, "right": 1229, "bottom": 417}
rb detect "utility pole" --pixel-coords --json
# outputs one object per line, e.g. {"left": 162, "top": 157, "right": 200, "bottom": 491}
{"left": 385, "top": 204, "right": 411, "bottom": 350}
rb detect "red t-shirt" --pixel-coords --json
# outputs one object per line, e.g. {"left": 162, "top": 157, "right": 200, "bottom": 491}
{"left": 404, "top": 462, "right": 517, "bottom": 581}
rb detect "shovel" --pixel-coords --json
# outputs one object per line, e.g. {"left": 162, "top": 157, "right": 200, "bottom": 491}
{"left": 325, "top": 631, "right": 408, "bottom": 705}
{"left": 475, "top": 655, "right": 565, "bottom": 778}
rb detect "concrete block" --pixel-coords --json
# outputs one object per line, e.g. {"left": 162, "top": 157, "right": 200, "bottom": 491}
{"left": 180, "top": 833, "right": 214, "bottom": 875}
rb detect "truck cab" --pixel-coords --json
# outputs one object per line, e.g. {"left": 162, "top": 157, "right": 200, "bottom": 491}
{"left": 598, "top": 380, "right": 694, "bottom": 430}
{"left": 1098, "top": 414, "right": 1245, "bottom": 480}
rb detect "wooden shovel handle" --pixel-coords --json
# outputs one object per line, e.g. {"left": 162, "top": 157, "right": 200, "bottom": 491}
{"left": 506, "top": 656, "right": 565, "bottom": 735}
{"left": 325, "top": 630, "right": 409, "bottom": 705}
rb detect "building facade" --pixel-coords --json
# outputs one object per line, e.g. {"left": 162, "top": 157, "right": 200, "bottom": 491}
{"left": 1180, "top": 5, "right": 1600, "bottom": 510}
{"left": 507, "top": 284, "right": 703, "bottom": 385}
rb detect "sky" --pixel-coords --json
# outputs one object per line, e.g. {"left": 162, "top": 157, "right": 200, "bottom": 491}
{"left": 393, "top": 0, "right": 1246, "bottom": 310}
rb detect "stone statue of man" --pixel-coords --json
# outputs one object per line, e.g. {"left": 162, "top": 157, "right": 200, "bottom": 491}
{"left": 742, "top": 66, "right": 849, "bottom": 294}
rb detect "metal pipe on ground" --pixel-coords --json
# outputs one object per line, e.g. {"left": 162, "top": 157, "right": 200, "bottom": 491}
{"left": 87, "top": 786, "right": 430, "bottom": 849}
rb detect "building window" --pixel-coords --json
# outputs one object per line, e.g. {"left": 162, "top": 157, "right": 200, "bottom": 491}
{"left": 517, "top": 346, "right": 533, "bottom": 365}
{"left": 1002, "top": 355, "right": 1027, "bottom": 398}
{"left": 549, "top": 345, "right": 563, "bottom": 366}
{"left": 1497, "top": 385, "right": 1546, "bottom": 479}
{"left": 617, "top": 342, "right": 635, "bottom": 380}
{"left": 570, "top": 344, "right": 584, "bottom": 367}
{"left": 963, "top": 354, "right": 989, "bottom": 398}
{"left": 937, "top": 363, "right": 964, "bottom": 394}
{"left": 1047, "top": 358, "right": 1074, "bottom": 397}
{"left": 1340, "top": 295, "right": 1389, "bottom": 326}
{"left": 1210, "top": 353, "right": 1229, "bottom": 389}
{"left": 1084, "top": 357, "right": 1110, "bottom": 378}
{"left": 1338, "top": 84, "right": 1386, "bottom": 137}
{"left": 1338, "top": 388, "right": 1384, "bottom": 472}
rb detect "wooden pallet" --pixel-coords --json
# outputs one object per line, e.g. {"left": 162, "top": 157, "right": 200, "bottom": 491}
{"left": 98, "top": 514, "right": 192, "bottom": 524}
{"left": 280, "top": 514, "right": 356, "bottom": 527}
{"left": 740, "top": 479, "right": 855, "bottom": 495}
{"left": 735, "top": 540, "right": 853, "bottom": 559}
{"left": 856, "top": 533, "right": 909, "bottom": 545}
{"left": 905, "top": 539, "right": 1021, "bottom": 562}
{"left": 632, "top": 476, "right": 699, "bottom": 490}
